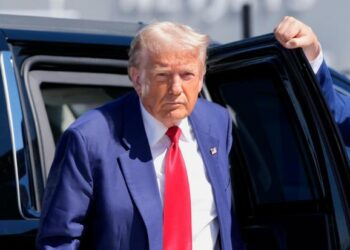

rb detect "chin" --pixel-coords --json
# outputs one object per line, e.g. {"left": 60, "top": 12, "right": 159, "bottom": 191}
{"left": 161, "top": 112, "right": 187, "bottom": 126}
{"left": 169, "top": 110, "right": 188, "bottom": 119}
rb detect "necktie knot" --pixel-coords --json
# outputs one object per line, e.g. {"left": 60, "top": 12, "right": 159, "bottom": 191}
{"left": 166, "top": 126, "right": 181, "bottom": 144}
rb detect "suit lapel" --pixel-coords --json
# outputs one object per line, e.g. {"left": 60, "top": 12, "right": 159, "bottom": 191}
{"left": 189, "top": 102, "right": 228, "bottom": 209}
{"left": 117, "top": 93, "right": 163, "bottom": 250}
{"left": 189, "top": 101, "right": 230, "bottom": 249}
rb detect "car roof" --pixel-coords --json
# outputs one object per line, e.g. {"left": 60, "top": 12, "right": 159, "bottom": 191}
{"left": 0, "top": 14, "right": 144, "bottom": 37}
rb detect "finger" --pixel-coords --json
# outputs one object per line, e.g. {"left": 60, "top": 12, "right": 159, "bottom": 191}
{"left": 274, "top": 17, "right": 301, "bottom": 43}
{"left": 273, "top": 19, "right": 284, "bottom": 33}
{"left": 274, "top": 16, "right": 291, "bottom": 34}
{"left": 284, "top": 38, "right": 299, "bottom": 49}
{"left": 274, "top": 17, "right": 289, "bottom": 38}
{"left": 277, "top": 18, "right": 295, "bottom": 36}
{"left": 285, "top": 36, "right": 312, "bottom": 49}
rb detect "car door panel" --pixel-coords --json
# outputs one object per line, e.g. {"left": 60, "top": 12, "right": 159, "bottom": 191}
{"left": 206, "top": 34, "right": 350, "bottom": 249}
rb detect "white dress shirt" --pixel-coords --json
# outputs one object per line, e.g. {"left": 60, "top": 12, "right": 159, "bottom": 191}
{"left": 309, "top": 48, "right": 323, "bottom": 74}
{"left": 140, "top": 102, "right": 220, "bottom": 250}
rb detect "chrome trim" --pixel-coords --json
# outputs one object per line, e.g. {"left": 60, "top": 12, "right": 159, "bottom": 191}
{"left": 1, "top": 51, "right": 31, "bottom": 219}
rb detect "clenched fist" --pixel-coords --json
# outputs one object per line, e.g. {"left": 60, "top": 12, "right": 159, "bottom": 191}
{"left": 274, "top": 16, "right": 321, "bottom": 61}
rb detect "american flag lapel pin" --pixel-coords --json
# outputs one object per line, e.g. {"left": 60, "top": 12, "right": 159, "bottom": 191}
{"left": 210, "top": 147, "right": 217, "bottom": 155}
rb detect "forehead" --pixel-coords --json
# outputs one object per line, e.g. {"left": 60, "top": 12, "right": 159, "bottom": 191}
{"left": 142, "top": 48, "right": 201, "bottom": 70}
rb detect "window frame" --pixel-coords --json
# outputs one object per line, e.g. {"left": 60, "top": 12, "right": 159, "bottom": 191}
{"left": 22, "top": 55, "right": 132, "bottom": 183}
{"left": 0, "top": 51, "right": 40, "bottom": 219}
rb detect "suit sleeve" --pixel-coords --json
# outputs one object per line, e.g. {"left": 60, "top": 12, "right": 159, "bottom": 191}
{"left": 36, "top": 128, "right": 93, "bottom": 250}
{"left": 315, "top": 60, "right": 350, "bottom": 146}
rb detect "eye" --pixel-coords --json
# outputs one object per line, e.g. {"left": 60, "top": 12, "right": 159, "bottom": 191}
{"left": 155, "top": 72, "right": 169, "bottom": 80}
{"left": 181, "top": 72, "right": 195, "bottom": 80}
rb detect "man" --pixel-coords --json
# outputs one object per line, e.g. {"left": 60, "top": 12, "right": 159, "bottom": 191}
{"left": 37, "top": 21, "right": 239, "bottom": 250}
{"left": 275, "top": 16, "right": 350, "bottom": 146}
{"left": 37, "top": 17, "right": 328, "bottom": 250}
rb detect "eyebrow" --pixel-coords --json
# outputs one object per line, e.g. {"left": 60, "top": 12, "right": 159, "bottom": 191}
{"left": 153, "top": 64, "right": 198, "bottom": 71}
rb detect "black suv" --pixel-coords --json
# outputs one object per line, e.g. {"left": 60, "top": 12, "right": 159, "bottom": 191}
{"left": 0, "top": 14, "right": 349, "bottom": 249}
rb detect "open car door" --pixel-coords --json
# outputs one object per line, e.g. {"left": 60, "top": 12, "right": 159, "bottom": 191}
{"left": 205, "top": 34, "right": 350, "bottom": 250}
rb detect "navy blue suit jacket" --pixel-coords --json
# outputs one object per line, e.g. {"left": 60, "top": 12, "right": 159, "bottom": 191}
{"left": 37, "top": 91, "right": 243, "bottom": 250}
{"left": 316, "top": 60, "right": 350, "bottom": 146}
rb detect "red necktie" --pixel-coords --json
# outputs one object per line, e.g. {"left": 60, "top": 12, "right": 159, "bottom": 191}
{"left": 163, "top": 126, "right": 192, "bottom": 250}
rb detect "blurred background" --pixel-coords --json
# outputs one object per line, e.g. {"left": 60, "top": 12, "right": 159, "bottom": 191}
{"left": 0, "top": 0, "right": 347, "bottom": 73}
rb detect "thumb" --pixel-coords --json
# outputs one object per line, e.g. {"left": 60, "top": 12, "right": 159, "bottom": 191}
{"left": 286, "top": 34, "right": 316, "bottom": 49}
{"left": 285, "top": 36, "right": 320, "bottom": 61}
{"left": 285, "top": 37, "right": 304, "bottom": 49}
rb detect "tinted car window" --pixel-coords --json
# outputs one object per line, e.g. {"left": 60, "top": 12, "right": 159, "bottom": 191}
{"left": 209, "top": 63, "right": 320, "bottom": 205}
{"left": 22, "top": 56, "right": 132, "bottom": 181}
{"left": 40, "top": 83, "right": 131, "bottom": 143}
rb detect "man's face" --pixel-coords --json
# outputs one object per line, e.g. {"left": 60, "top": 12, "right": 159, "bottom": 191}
{"left": 130, "top": 49, "right": 204, "bottom": 127}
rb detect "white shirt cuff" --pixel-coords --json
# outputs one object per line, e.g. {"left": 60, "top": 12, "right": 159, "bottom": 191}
{"left": 308, "top": 48, "right": 324, "bottom": 74}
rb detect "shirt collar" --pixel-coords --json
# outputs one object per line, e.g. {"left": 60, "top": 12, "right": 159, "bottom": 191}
{"left": 139, "top": 100, "right": 192, "bottom": 147}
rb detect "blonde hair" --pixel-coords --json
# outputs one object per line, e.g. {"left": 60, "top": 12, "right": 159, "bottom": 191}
{"left": 128, "top": 22, "right": 210, "bottom": 72}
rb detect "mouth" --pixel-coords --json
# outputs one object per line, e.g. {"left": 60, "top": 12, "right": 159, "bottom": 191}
{"left": 165, "top": 102, "right": 185, "bottom": 107}
{"left": 162, "top": 102, "right": 186, "bottom": 111}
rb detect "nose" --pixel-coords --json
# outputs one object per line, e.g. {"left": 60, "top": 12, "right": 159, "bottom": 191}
{"left": 169, "top": 74, "right": 182, "bottom": 95}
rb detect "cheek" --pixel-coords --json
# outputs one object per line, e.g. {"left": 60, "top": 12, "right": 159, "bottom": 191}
{"left": 186, "top": 81, "right": 202, "bottom": 100}
{"left": 148, "top": 82, "right": 169, "bottom": 99}
{"left": 140, "top": 83, "right": 165, "bottom": 110}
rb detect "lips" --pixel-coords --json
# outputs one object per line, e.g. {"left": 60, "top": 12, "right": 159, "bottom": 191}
{"left": 167, "top": 102, "right": 184, "bottom": 105}
{"left": 164, "top": 102, "right": 186, "bottom": 108}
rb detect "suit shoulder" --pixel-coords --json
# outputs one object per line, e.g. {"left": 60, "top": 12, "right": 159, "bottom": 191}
{"left": 66, "top": 91, "right": 136, "bottom": 139}
{"left": 196, "top": 98, "right": 230, "bottom": 118}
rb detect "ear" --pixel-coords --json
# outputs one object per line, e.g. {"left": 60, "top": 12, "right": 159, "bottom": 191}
{"left": 129, "top": 67, "right": 142, "bottom": 96}
{"left": 197, "top": 73, "right": 205, "bottom": 93}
